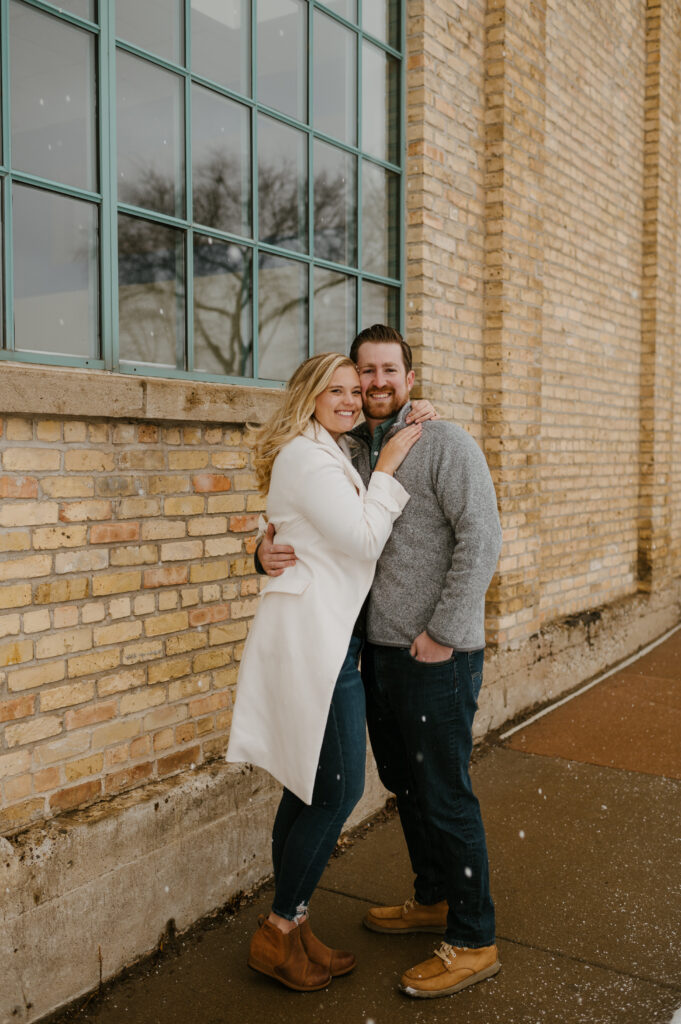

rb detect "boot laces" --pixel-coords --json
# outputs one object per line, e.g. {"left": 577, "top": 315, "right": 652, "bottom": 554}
{"left": 434, "top": 942, "right": 457, "bottom": 967}
{"left": 402, "top": 897, "right": 416, "bottom": 914}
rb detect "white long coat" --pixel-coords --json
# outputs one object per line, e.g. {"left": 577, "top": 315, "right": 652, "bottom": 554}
{"left": 226, "top": 422, "right": 409, "bottom": 804}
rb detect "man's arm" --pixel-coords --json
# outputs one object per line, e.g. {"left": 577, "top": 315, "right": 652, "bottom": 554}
{"left": 255, "top": 522, "right": 297, "bottom": 577}
{"left": 425, "top": 429, "right": 502, "bottom": 650}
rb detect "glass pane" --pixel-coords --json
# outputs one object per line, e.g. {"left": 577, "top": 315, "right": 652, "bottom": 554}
{"left": 313, "top": 268, "right": 354, "bottom": 355}
{"left": 258, "top": 254, "right": 307, "bottom": 381}
{"left": 361, "top": 280, "right": 399, "bottom": 329}
{"left": 362, "top": 161, "right": 399, "bottom": 278}
{"left": 322, "top": 0, "right": 357, "bottom": 21}
{"left": 192, "top": 85, "right": 251, "bottom": 237}
{"left": 118, "top": 215, "right": 185, "bottom": 366}
{"left": 191, "top": 0, "right": 250, "bottom": 95}
{"left": 116, "top": 0, "right": 183, "bottom": 65}
{"left": 314, "top": 140, "right": 356, "bottom": 266}
{"left": 117, "top": 51, "right": 185, "bottom": 218}
{"left": 194, "top": 236, "right": 252, "bottom": 376}
{"left": 13, "top": 185, "right": 98, "bottom": 357}
{"left": 10, "top": 2, "right": 97, "bottom": 191}
{"left": 258, "top": 115, "right": 307, "bottom": 253}
{"left": 257, "top": 0, "right": 306, "bottom": 122}
{"left": 363, "top": 0, "right": 399, "bottom": 48}
{"left": 362, "top": 41, "right": 399, "bottom": 165}
{"left": 50, "top": 1, "right": 96, "bottom": 19}
{"left": 313, "top": 10, "right": 356, "bottom": 145}
{"left": 0, "top": 184, "right": 4, "bottom": 346}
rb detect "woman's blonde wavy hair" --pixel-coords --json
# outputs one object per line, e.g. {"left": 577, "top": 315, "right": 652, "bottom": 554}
{"left": 252, "top": 352, "right": 358, "bottom": 495}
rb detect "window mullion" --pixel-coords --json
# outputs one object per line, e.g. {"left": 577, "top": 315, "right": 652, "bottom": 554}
{"left": 1, "top": 0, "right": 14, "bottom": 351}
{"left": 185, "top": 0, "right": 193, "bottom": 373}
{"left": 102, "top": 0, "right": 119, "bottom": 370}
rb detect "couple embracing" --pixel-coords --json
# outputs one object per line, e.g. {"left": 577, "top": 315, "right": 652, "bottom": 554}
{"left": 226, "top": 323, "right": 502, "bottom": 1000}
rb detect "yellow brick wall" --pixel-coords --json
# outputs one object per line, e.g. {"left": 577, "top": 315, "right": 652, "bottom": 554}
{"left": 0, "top": 415, "right": 263, "bottom": 834}
{"left": 539, "top": 0, "right": 646, "bottom": 621}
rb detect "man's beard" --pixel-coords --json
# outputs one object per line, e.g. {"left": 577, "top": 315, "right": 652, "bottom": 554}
{"left": 363, "top": 389, "right": 405, "bottom": 420}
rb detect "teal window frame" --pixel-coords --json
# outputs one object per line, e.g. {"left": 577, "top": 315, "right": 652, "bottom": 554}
{"left": 0, "top": 0, "right": 405, "bottom": 386}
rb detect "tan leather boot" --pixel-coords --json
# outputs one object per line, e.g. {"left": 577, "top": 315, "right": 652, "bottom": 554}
{"left": 247, "top": 916, "right": 331, "bottom": 991}
{"left": 400, "top": 941, "right": 501, "bottom": 998}
{"left": 299, "top": 918, "right": 356, "bottom": 976}
{"left": 363, "top": 897, "right": 448, "bottom": 934}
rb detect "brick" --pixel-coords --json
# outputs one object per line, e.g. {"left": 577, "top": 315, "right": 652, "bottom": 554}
{"left": 92, "top": 570, "right": 142, "bottom": 597}
{"left": 0, "top": 799, "right": 44, "bottom": 832}
{"left": 67, "top": 648, "right": 120, "bottom": 678}
{"left": 109, "top": 597, "right": 132, "bottom": 618}
{"left": 230, "top": 598, "right": 259, "bottom": 619}
{"left": 90, "top": 522, "right": 140, "bottom": 544}
{"left": 97, "top": 667, "right": 146, "bottom": 697}
{"left": 181, "top": 587, "right": 200, "bottom": 607}
{"left": 228, "top": 557, "right": 253, "bottom": 577}
{"left": 141, "top": 519, "right": 187, "bottom": 540}
{"left": 0, "top": 613, "right": 20, "bottom": 638}
{"left": 0, "top": 530, "right": 31, "bottom": 553}
{"left": 144, "top": 611, "right": 188, "bottom": 637}
{"left": 160, "top": 540, "right": 203, "bottom": 561}
{"left": 117, "top": 498, "right": 161, "bottom": 519}
{"left": 23, "top": 609, "right": 52, "bottom": 633}
{"left": 188, "top": 604, "right": 231, "bottom": 627}
{"left": 188, "top": 516, "right": 227, "bottom": 537}
{"left": 204, "top": 537, "right": 242, "bottom": 557}
{"left": 59, "top": 500, "right": 112, "bottom": 522}
{"left": 40, "top": 680, "right": 95, "bottom": 711}
{"left": 211, "top": 452, "right": 248, "bottom": 469}
{"left": 130, "top": 735, "right": 152, "bottom": 759}
{"left": 158, "top": 591, "right": 177, "bottom": 611}
{"left": 147, "top": 475, "right": 191, "bottom": 495}
{"left": 0, "top": 553, "right": 52, "bottom": 583}
{"left": 105, "top": 744, "right": 130, "bottom": 768}
{"left": 229, "top": 515, "right": 259, "bottom": 533}
{"left": 54, "top": 605, "right": 79, "bottom": 628}
{"left": 144, "top": 705, "right": 187, "bottom": 730}
{"left": 92, "top": 719, "right": 141, "bottom": 749}
{"left": 143, "top": 565, "right": 188, "bottom": 589}
{"left": 49, "top": 779, "right": 101, "bottom": 813}
{"left": 5, "top": 716, "right": 62, "bottom": 747}
{"left": 0, "top": 749, "right": 32, "bottom": 778}
{"left": 105, "top": 761, "right": 153, "bottom": 795}
{"left": 118, "top": 450, "right": 165, "bottom": 470}
{"left": 157, "top": 745, "right": 200, "bottom": 776}
{"left": 64, "top": 450, "right": 115, "bottom": 473}
{"left": 148, "top": 656, "right": 191, "bottom": 685}
{"left": 165, "top": 633, "right": 207, "bottom": 655}
{"left": 8, "top": 659, "right": 66, "bottom": 692}
{"left": 36, "top": 731, "right": 90, "bottom": 765}
{"left": 0, "top": 475, "right": 38, "bottom": 498}
{"left": 34, "top": 767, "right": 61, "bottom": 792}
{"left": 110, "top": 544, "right": 158, "bottom": 566}
{"left": 34, "top": 578, "right": 89, "bottom": 604}
{"left": 64, "top": 700, "right": 117, "bottom": 730}
{"left": 183, "top": 427, "right": 202, "bottom": 444}
{"left": 64, "top": 422, "right": 87, "bottom": 442}
{"left": 55, "top": 549, "right": 109, "bottom": 574}
{"left": 81, "top": 602, "right": 106, "bottom": 623}
{"left": 33, "top": 525, "right": 88, "bottom": 549}
{"left": 4, "top": 774, "right": 32, "bottom": 801}
{"left": 121, "top": 640, "right": 164, "bottom": 665}
{"left": 133, "top": 594, "right": 155, "bottom": 615}
{"left": 208, "top": 622, "right": 248, "bottom": 645}
{"left": 192, "top": 473, "right": 232, "bottom": 493}
{"left": 207, "top": 495, "right": 245, "bottom": 513}
{"left": 5, "top": 418, "right": 32, "bottom": 440}
{"left": 0, "top": 695, "right": 35, "bottom": 723}
{"left": 37, "top": 420, "right": 62, "bottom": 441}
{"left": 2, "top": 448, "right": 60, "bottom": 472}
{"left": 189, "top": 691, "right": 230, "bottom": 717}
{"left": 0, "top": 500, "right": 58, "bottom": 530}
{"left": 120, "top": 686, "right": 166, "bottom": 714}
{"left": 153, "top": 729, "right": 174, "bottom": 752}
{"left": 88, "top": 424, "right": 109, "bottom": 444}
{"left": 64, "top": 753, "right": 104, "bottom": 782}
{"left": 168, "top": 676, "right": 206, "bottom": 702}
{"left": 36, "top": 627, "right": 92, "bottom": 660}
{"left": 41, "top": 477, "right": 94, "bottom": 498}
{"left": 94, "top": 621, "right": 143, "bottom": 646}
{"left": 175, "top": 722, "right": 196, "bottom": 744}
{"left": 189, "top": 560, "right": 229, "bottom": 584}
{"left": 112, "top": 424, "right": 137, "bottom": 444}
{"left": 168, "top": 452, "right": 209, "bottom": 470}
{"left": 139, "top": 425, "right": 158, "bottom": 443}
{"left": 193, "top": 648, "right": 232, "bottom": 672}
{"left": 0, "top": 584, "right": 31, "bottom": 609}
{"left": 0, "top": 639, "right": 33, "bottom": 667}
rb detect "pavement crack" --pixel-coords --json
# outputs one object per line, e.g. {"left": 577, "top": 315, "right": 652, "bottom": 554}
{"left": 496, "top": 934, "right": 681, "bottom": 992}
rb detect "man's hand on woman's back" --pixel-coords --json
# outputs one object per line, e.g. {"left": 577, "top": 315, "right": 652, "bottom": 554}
{"left": 257, "top": 522, "right": 297, "bottom": 577}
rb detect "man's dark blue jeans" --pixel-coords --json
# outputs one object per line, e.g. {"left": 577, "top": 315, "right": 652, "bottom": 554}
{"left": 271, "top": 635, "right": 365, "bottom": 921}
{"left": 362, "top": 642, "right": 495, "bottom": 948}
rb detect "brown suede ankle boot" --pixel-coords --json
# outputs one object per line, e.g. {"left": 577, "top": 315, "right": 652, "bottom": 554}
{"left": 248, "top": 916, "right": 331, "bottom": 991}
{"left": 299, "top": 918, "right": 356, "bottom": 976}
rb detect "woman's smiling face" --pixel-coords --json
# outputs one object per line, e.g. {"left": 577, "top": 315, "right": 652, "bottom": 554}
{"left": 313, "top": 365, "right": 363, "bottom": 439}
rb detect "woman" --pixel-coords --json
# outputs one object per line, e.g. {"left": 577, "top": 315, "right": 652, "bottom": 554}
{"left": 226, "top": 352, "right": 423, "bottom": 992}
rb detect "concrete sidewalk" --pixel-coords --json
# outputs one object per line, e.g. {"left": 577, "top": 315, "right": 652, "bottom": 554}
{"left": 49, "top": 628, "right": 681, "bottom": 1024}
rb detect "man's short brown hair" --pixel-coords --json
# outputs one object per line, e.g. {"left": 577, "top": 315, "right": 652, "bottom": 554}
{"left": 350, "top": 324, "right": 413, "bottom": 373}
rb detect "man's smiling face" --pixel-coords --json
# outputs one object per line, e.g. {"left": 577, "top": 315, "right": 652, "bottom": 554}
{"left": 355, "top": 341, "right": 415, "bottom": 425}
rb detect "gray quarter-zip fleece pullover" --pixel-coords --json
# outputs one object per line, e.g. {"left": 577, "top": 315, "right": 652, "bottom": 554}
{"left": 349, "top": 403, "right": 502, "bottom": 651}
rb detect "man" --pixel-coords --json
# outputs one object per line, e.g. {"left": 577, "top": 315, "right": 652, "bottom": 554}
{"left": 257, "top": 324, "right": 503, "bottom": 998}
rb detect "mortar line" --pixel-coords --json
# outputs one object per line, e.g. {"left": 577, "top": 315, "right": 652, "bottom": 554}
{"left": 499, "top": 622, "right": 681, "bottom": 741}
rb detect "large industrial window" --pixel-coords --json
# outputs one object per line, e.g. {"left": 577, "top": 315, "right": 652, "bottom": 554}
{"left": 0, "top": 0, "right": 403, "bottom": 384}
